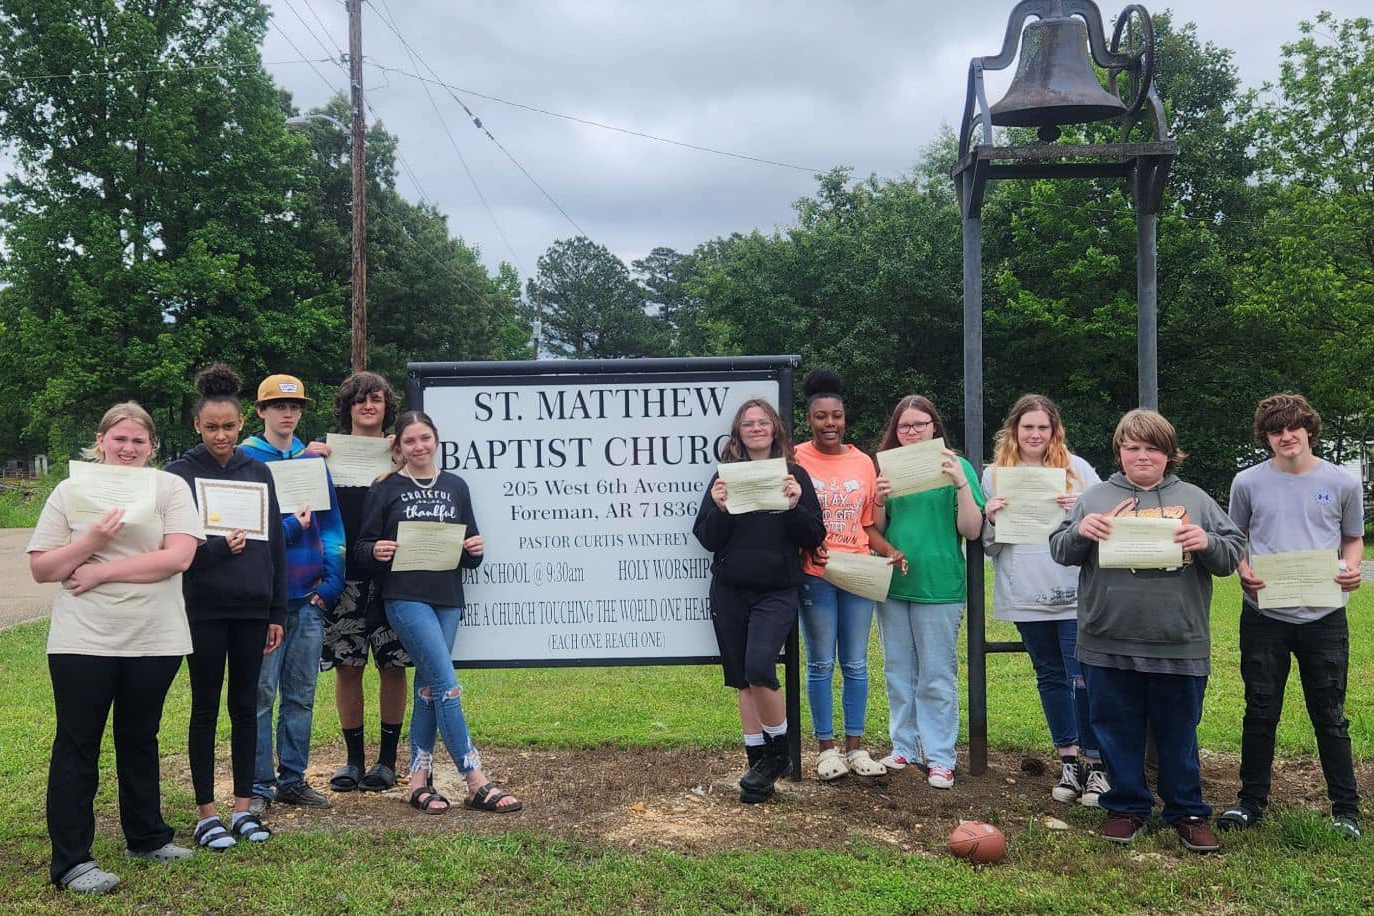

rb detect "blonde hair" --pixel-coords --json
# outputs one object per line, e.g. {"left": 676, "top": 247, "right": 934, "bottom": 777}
{"left": 81, "top": 401, "right": 158, "bottom": 462}
{"left": 991, "top": 394, "right": 1081, "bottom": 487}
{"left": 1112, "top": 408, "right": 1186, "bottom": 472}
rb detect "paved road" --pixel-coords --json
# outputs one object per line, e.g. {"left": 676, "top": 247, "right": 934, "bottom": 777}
{"left": 0, "top": 529, "right": 54, "bottom": 631}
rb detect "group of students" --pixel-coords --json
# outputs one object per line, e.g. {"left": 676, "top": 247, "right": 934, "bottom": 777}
{"left": 27, "top": 363, "right": 1364, "bottom": 893}
{"left": 694, "top": 369, "right": 1363, "bottom": 857}
{"left": 30, "top": 365, "right": 516, "bottom": 896}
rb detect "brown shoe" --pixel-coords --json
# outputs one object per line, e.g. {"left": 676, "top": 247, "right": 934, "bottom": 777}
{"left": 1101, "top": 813, "right": 1147, "bottom": 844}
{"left": 1174, "top": 816, "right": 1219, "bottom": 852}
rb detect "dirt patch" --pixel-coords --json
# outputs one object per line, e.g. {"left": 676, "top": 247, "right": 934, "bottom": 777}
{"left": 185, "top": 742, "right": 1372, "bottom": 856}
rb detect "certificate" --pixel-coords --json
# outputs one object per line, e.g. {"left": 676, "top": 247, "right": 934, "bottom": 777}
{"left": 195, "top": 479, "right": 270, "bottom": 541}
{"left": 392, "top": 522, "right": 467, "bottom": 573}
{"left": 877, "top": 438, "right": 949, "bottom": 497}
{"left": 325, "top": 433, "right": 395, "bottom": 487}
{"left": 1098, "top": 516, "right": 1182, "bottom": 569}
{"left": 821, "top": 551, "right": 894, "bottom": 603}
{"left": 993, "top": 467, "right": 1067, "bottom": 544}
{"left": 266, "top": 457, "right": 331, "bottom": 515}
{"left": 717, "top": 458, "right": 788, "bottom": 514}
{"left": 67, "top": 462, "right": 157, "bottom": 527}
{"left": 1253, "top": 550, "right": 1341, "bottom": 610}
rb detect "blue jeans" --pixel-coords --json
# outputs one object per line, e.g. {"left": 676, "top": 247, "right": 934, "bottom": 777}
{"left": 878, "top": 600, "right": 963, "bottom": 769}
{"left": 1016, "top": 619, "right": 1099, "bottom": 759}
{"left": 799, "top": 575, "right": 874, "bottom": 741}
{"left": 385, "top": 600, "right": 481, "bottom": 776}
{"left": 1083, "top": 663, "right": 1209, "bottom": 823}
{"left": 253, "top": 599, "right": 324, "bottom": 797}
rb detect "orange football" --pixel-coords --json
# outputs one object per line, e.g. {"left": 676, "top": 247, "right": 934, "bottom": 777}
{"left": 948, "top": 821, "right": 1007, "bottom": 864}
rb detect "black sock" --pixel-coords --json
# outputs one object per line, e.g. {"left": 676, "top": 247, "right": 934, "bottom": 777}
{"left": 379, "top": 722, "right": 402, "bottom": 769}
{"left": 343, "top": 726, "right": 366, "bottom": 769}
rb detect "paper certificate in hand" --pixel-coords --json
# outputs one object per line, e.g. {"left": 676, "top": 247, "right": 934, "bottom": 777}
{"left": 1098, "top": 516, "right": 1182, "bottom": 569}
{"left": 194, "top": 479, "right": 270, "bottom": 541}
{"left": 822, "top": 551, "right": 895, "bottom": 603}
{"left": 1253, "top": 550, "right": 1341, "bottom": 610}
{"left": 266, "top": 457, "right": 331, "bottom": 515}
{"left": 993, "top": 467, "right": 1067, "bottom": 544}
{"left": 717, "top": 458, "right": 788, "bottom": 514}
{"left": 67, "top": 462, "right": 158, "bottom": 527}
{"left": 325, "top": 433, "right": 395, "bottom": 487}
{"left": 877, "top": 438, "right": 949, "bottom": 497}
{"left": 392, "top": 522, "right": 467, "bottom": 573}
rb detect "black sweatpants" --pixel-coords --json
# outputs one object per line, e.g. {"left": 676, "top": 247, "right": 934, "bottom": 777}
{"left": 187, "top": 618, "right": 269, "bottom": 805}
{"left": 709, "top": 580, "right": 799, "bottom": 690}
{"left": 47, "top": 653, "right": 182, "bottom": 885}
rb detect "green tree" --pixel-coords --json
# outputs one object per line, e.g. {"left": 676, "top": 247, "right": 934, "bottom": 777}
{"left": 527, "top": 237, "right": 668, "bottom": 358}
{"left": 0, "top": 0, "right": 339, "bottom": 459}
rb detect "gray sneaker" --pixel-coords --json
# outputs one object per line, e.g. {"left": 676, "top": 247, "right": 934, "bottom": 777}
{"left": 126, "top": 842, "right": 193, "bottom": 862}
{"left": 277, "top": 782, "right": 332, "bottom": 808}
{"left": 1333, "top": 815, "right": 1362, "bottom": 840}
{"left": 248, "top": 794, "right": 272, "bottom": 816}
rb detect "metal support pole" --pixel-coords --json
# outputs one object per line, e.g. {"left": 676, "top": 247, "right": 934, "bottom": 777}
{"left": 1136, "top": 203, "right": 1158, "bottom": 410}
{"left": 348, "top": 0, "right": 368, "bottom": 371}
{"left": 962, "top": 203, "right": 990, "bottom": 777}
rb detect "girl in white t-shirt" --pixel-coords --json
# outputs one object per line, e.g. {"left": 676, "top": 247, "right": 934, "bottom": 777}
{"left": 27, "top": 403, "right": 204, "bottom": 894}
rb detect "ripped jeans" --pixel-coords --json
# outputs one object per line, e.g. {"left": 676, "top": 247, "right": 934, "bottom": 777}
{"left": 384, "top": 600, "right": 481, "bottom": 777}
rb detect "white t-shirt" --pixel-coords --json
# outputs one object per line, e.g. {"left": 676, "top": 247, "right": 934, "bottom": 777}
{"left": 29, "top": 470, "right": 204, "bottom": 656}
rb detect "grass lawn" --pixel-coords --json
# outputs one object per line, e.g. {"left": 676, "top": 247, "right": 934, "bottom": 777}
{"left": 2, "top": 576, "right": 1373, "bottom": 914}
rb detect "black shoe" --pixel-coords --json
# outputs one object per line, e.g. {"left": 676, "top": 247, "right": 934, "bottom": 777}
{"left": 277, "top": 782, "right": 332, "bottom": 808}
{"left": 740, "top": 744, "right": 773, "bottom": 799}
{"left": 1216, "top": 803, "right": 1261, "bottom": 832}
{"left": 740, "top": 731, "right": 790, "bottom": 804}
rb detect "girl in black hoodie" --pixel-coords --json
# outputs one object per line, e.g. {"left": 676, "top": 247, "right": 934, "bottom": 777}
{"left": 692, "top": 398, "right": 825, "bottom": 803}
{"left": 165, "top": 364, "right": 287, "bottom": 849}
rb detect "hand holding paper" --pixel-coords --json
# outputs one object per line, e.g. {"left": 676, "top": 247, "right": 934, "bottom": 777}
{"left": 717, "top": 459, "right": 789, "bottom": 514}
{"left": 67, "top": 462, "right": 158, "bottom": 527}
{"left": 325, "top": 433, "right": 395, "bottom": 487}
{"left": 267, "top": 458, "right": 331, "bottom": 515}
{"left": 1098, "top": 516, "right": 1182, "bottom": 569}
{"left": 876, "top": 439, "right": 949, "bottom": 497}
{"left": 1252, "top": 550, "right": 1341, "bottom": 610}
{"left": 821, "top": 551, "right": 895, "bottom": 603}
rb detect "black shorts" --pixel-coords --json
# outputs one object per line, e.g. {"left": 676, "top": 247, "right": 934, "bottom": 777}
{"left": 710, "top": 580, "right": 799, "bottom": 690}
{"left": 321, "top": 580, "right": 413, "bottom": 670}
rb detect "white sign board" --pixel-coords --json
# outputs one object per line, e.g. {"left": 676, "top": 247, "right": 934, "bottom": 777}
{"left": 420, "top": 370, "right": 784, "bottom": 665}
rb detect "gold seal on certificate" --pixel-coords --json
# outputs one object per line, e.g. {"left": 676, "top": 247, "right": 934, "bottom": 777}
{"left": 325, "top": 433, "right": 395, "bottom": 487}
{"left": 67, "top": 462, "right": 158, "bottom": 527}
{"left": 993, "top": 467, "right": 1067, "bottom": 544}
{"left": 392, "top": 522, "right": 468, "bottom": 572}
{"left": 194, "top": 479, "right": 270, "bottom": 541}
{"left": 1098, "top": 516, "right": 1182, "bottom": 569}
{"left": 1252, "top": 549, "right": 1341, "bottom": 610}
{"left": 821, "top": 551, "right": 894, "bottom": 603}
{"left": 717, "top": 458, "right": 788, "bottom": 514}
{"left": 266, "top": 457, "right": 331, "bottom": 514}
{"left": 877, "top": 438, "right": 949, "bottom": 497}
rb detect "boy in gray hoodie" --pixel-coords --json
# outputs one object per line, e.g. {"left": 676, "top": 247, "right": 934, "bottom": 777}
{"left": 1050, "top": 409, "right": 1244, "bottom": 853}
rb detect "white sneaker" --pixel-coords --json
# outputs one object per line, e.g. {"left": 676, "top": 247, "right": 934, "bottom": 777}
{"left": 1080, "top": 765, "right": 1110, "bottom": 807}
{"left": 927, "top": 765, "right": 955, "bottom": 789}
{"left": 1052, "top": 758, "right": 1084, "bottom": 803}
{"left": 879, "top": 752, "right": 911, "bottom": 770}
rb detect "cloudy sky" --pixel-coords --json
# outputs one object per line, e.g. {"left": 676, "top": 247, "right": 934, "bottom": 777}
{"left": 262, "top": 1, "right": 1367, "bottom": 280}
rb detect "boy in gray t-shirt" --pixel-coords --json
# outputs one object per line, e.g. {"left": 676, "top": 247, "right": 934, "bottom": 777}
{"left": 1221, "top": 393, "right": 1364, "bottom": 838}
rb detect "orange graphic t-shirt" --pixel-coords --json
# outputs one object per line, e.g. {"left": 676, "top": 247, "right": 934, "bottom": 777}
{"left": 794, "top": 441, "right": 876, "bottom": 577}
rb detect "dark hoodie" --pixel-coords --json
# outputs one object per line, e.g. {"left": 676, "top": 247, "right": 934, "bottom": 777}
{"left": 165, "top": 444, "right": 288, "bottom": 626}
{"left": 692, "top": 462, "right": 826, "bottom": 591}
{"left": 1049, "top": 471, "right": 1244, "bottom": 663}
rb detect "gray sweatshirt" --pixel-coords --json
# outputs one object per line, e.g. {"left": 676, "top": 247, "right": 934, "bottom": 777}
{"left": 1048, "top": 472, "right": 1244, "bottom": 660}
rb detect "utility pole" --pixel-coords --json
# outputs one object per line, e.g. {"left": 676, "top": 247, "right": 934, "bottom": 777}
{"left": 348, "top": 0, "right": 367, "bottom": 371}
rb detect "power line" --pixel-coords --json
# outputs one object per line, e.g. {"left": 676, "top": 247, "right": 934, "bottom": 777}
{"left": 299, "top": 0, "right": 348, "bottom": 59}
{"left": 269, "top": 22, "right": 345, "bottom": 97}
{"left": 280, "top": 0, "right": 345, "bottom": 65}
{"left": 368, "top": 0, "right": 527, "bottom": 274}
{"left": 0, "top": 59, "right": 336, "bottom": 85}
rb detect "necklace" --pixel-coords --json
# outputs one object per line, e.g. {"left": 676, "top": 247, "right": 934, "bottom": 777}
{"left": 401, "top": 467, "right": 439, "bottom": 490}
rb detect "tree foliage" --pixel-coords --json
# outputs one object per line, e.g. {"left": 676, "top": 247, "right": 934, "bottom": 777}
{"left": 527, "top": 237, "right": 668, "bottom": 359}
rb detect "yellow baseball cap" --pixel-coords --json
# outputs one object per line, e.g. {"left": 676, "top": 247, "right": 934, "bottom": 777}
{"left": 256, "top": 374, "right": 313, "bottom": 404}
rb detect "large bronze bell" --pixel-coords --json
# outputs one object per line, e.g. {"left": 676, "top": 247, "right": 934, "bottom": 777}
{"left": 990, "top": 14, "right": 1126, "bottom": 140}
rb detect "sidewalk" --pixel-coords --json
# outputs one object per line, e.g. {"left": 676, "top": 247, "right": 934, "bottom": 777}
{"left": 0, "top": 528, "right": 54, "bottom": 631}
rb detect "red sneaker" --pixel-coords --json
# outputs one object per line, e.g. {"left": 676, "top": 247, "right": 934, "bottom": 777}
{"left": 1101, "top": 813, "right": 1147, "bottom": 844}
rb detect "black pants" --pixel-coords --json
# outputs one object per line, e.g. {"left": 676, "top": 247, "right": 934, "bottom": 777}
{"left": 188, "top": 618, "right": 268, "bottom": 805}
{"left": 48, "top": 653, "right": 182, "bottom": 885}
{"left": 709, "top": 580, "right": 799, "bottom": 690}
{"left": 1238, "top": 603, "right": 1359, "bottom": 818}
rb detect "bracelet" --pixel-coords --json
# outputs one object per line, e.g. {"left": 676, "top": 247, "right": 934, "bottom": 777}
{"left": 874, "top": 499, "right": 886, "bottom": 508}
{"left": 956, "top": 482, "right": 968, "bottom": 490}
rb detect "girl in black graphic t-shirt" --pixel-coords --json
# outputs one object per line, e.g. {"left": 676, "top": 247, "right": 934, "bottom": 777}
{"left": 355, "top": 411, "right": 521, "bottom": 814}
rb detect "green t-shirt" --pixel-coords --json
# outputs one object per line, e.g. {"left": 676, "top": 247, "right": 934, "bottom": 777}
{"left": 885, "top": 455, "right": 986, "bottom": 604}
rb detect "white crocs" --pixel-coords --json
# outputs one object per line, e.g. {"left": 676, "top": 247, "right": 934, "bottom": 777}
{"left": 845, "top": 748, "right": 888, "bottom": 777}
{"left": 816, "top": 747, "right": 849, "bottom": 781}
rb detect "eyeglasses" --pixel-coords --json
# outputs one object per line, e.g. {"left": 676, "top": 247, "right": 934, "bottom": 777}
{"left": 740, "top": 419, "right": 774, "bottom": 430}
{"left": 897, "top": 421, "right": 933, "bottom": 434}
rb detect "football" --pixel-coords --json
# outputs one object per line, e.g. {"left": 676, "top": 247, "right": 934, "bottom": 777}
{"left": 948, "top": 821, "right": 1007, "bottom": 864}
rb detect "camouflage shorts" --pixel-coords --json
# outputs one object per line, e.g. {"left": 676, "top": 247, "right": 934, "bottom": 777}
{"left": 320, "top": 580, "right": 413, "bottom": 670}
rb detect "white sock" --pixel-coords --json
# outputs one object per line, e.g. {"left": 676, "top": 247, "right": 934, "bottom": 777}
{"left": 761, "top": 720, "right": 787, "bottom": 739}
{"left": 198, "top": 816, "right": 236, "bottom": 849}
{"left": 743, "top": 732, "right": 765, "bottom": 747}
{"left": 231, "top": 810, "right": 269, "bottom": 842}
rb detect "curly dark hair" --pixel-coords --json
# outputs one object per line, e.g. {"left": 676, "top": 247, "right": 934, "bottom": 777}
{"left": 801, "top": 367, "right": 844, "bottom": 410}
{"left": 333, "top": 371, "right": 398, "bottom": 433}
{"left": 193, "top": 363, "right": 243, "bottom": 416}
{"left": 1253, "top": 392, "right": 1321, "bottom": 452}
